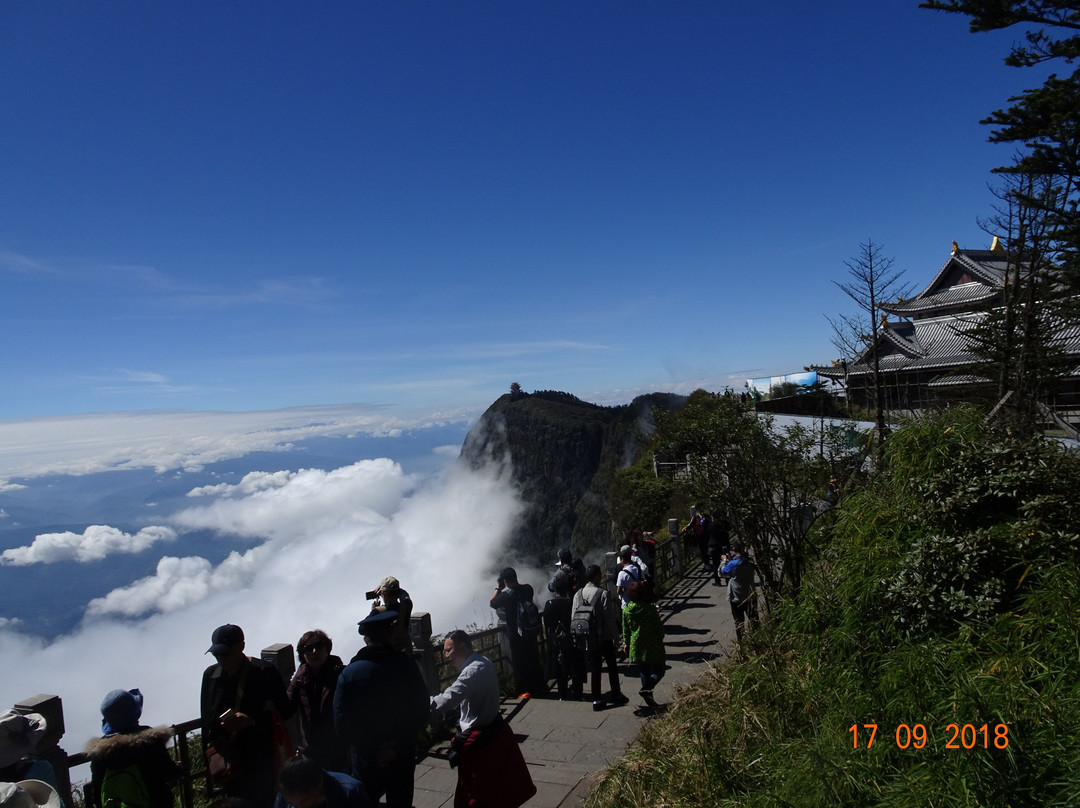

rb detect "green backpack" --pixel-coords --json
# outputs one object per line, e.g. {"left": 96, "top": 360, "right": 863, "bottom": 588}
{"left": 100, "top": 761, "right": 151, "bottom": 808}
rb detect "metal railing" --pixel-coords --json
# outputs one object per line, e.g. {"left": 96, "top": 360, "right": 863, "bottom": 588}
{"left": 48, "top": 532, "right": 694, "bottom": 807}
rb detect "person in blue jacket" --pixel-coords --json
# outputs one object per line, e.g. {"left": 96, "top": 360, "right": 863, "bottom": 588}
{"left": 274, "top": 754, "right": 370, "bottom": 808}
{"left": 719, "top": 542, "right": 758, "bottom": 640}
{"left": 333, "top": 611, "right": 428, "bottom": 808}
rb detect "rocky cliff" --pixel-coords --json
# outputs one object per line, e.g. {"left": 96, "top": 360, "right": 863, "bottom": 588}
{"left": 459, "top": 389, "right": 685, "bottom": 566}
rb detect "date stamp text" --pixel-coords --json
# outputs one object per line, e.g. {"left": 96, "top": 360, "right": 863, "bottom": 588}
{"left": 849, "top": 723, "right": 1009, "bottom": 750}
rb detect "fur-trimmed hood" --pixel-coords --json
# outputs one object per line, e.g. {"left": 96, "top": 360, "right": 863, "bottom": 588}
{"left": 83, "top": 725, "right": 172, "bottom": 766}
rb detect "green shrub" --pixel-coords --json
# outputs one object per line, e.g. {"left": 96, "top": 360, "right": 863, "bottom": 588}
{"left": 587, "top": 407, "right": 1080, "bottom": 807}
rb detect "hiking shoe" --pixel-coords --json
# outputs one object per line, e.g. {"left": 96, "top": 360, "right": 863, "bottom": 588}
{"left": 639, "top": 689, "right": 658, "bottom": 708}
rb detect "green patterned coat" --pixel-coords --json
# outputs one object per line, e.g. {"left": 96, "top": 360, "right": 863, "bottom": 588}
{"left": 621, "top": 600, "right": 665, "bottom": 665}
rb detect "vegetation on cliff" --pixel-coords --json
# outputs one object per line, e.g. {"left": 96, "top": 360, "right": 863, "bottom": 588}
{"left": 610, "top": 390, "right": 858, "bottom": 604}
{"left": 587, "top": 405, "right": 1080, "bottom": 806}
{"left": 459, "top": 388, "right": 685, "bottom": 566}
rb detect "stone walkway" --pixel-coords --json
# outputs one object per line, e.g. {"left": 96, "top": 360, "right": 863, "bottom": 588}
{"left": 412, "top": 567, "right": 737, "bottom": 807}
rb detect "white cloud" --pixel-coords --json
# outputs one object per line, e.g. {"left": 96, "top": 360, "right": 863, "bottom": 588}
{"left": 186, "top": 469, "right": 298, "bottom": 498}
{"left": 173, "top": 460, "right": 410, "bottom": 540}
{"left": 0, "top": 525, "right": 177, "bottom": 565}
{"left": 0, "top": 404, "right": 479, "bottom": 486}
{"left": 0, "top": 457, "right": 526, "bottom": 749}
{"left": 85, "top": 551, "right": 264, "bottom": 617}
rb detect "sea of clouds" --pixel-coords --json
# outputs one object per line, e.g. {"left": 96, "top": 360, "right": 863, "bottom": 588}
{"left": 0, "top": 405, "right": 546, "bottom": 750}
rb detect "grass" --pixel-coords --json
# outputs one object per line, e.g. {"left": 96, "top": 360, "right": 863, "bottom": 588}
{"left": 585, "top": 407, "right": 1080, "bottom": 808}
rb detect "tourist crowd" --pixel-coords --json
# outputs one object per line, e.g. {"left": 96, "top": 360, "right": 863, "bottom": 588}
{"left": 1, "top": 529, "right": 758, "bottom": 808}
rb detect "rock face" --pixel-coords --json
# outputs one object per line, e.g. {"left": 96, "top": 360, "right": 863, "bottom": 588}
{"left": 460, "top": 390, "right": 685, "bottom": 566}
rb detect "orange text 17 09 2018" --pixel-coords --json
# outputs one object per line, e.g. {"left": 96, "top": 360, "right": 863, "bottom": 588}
{"left": 849, "top": 723, "right": 1010, "bottom": 750}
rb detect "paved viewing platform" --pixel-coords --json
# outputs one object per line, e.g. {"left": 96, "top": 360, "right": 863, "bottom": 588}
{"left": 413, "top": 567, "right": 737, "bottom": 808}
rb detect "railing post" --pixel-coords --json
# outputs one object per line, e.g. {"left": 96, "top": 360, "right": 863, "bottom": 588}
{"left": 410, "top": 612, "right": 439, "bottom": 696}
{"left": 262, "top": 643, "right": 298, "bottom": 746}
{"left": 260, "top": 643, "right": 296, "bottom": 684}
{"left": 173, "top": 723, "right": 194, "bottom": 808}
{"left": 668, "top": 518, "right": 682, "bottom": 575}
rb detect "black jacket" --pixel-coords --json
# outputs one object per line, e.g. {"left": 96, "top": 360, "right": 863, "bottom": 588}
{"left": 84, "top": 725, "right": 182, "bottom": 808}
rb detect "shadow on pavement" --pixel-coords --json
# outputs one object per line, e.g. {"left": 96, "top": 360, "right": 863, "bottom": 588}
{"left": 665, "top": 650, "right": 720, "bottom": 664}
{"left": 663, "top": 625, "right": 710, "bottom": 636}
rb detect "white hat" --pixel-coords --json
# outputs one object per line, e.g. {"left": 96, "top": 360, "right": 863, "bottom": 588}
{"left": 0, "top": 710, "right": 47, "bottom": 769}
{"left": 0, "top": 780, "right": 62, "bottom": 808}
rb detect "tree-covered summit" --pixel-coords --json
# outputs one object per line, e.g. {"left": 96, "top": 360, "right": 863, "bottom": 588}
{"left": 459, "top": 388, "right": 686, "bottom": 566}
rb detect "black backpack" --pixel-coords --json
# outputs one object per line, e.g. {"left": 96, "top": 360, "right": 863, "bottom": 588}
{"left": 515, "top": 593, "right": 542, "bottom": 638}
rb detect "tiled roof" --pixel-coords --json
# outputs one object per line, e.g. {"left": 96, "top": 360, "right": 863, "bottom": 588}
{"left": 927, "top": 373, "right": 993, "bottom": 387}
{"left": 881, "top": 282, "right": 999, "bottom": 315}
{"left": 808, "top": 244, "right": 1080, "bottom": 387}
{"left": 833, "top": 309, "right": 1080, "bottom": 380}
{"left": 1058, "top": 320, "right": 1080, "bottom": 354}
{"left": 839, "top": 313, "right": 984, "bottom": 378}
{"left": 953, "top": 250, "right": 1009, "bottom": 284}
{"left": 880, "top": 249, "right": 1007, "bottom": 317}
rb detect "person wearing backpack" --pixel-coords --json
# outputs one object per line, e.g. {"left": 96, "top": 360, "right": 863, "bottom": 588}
{"left": 571, "top": 565, "right": 628, "bottom": 712}
{"left": 84, "top": 688, "right": 182, "bottom": 808}
{"left": 719, "top": 542, "right": 759, "bottom": 641}
{"left": 621, "top": 580, "right": 666, "bottom": 709}
{"left": 615, "top": 548, "right": 647, "bottom": 610}
{"left": 490, "top": 567, "right": 548, "bottom": 697}
{"left": 542, "top": 576, "right": 585, "bottom": 700}
{"left": 549, "top": 548, "right": 586, "bottom": 594}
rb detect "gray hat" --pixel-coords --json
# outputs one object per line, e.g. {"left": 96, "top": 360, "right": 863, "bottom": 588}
{"left": 378, "top": 576, "right": 401, "bottom": 595}
{"left": 357, "top": 610, "right": 398, "bottom": 635}
{"left": 0, "top": 780, "right": 61, "bottom": 808}
{"left": 0, "top": 711, "right": 46, "bottom": 769}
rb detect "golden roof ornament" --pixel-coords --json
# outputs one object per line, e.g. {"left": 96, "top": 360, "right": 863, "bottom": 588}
{"left": 990, "top": 235, "right": 1004, "bottom": 253}
{"left": 951, "top": 240, "right": 959, "bottom": 254}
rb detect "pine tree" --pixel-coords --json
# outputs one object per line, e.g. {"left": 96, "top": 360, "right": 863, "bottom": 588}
{"left": 827, "top": 240, "right": 912, "bottom": 441}
{"left": 921, "top": 1, "right": 1080, "bottom": 290}
{"left": 965, "top": 170, "right": 1069, "bottom": 435}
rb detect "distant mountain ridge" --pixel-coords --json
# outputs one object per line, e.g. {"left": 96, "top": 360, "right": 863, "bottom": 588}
{"left": 459, "top": 389, "right": 686, "bottom": 566}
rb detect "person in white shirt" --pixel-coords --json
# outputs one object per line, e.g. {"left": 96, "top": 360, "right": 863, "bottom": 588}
{"left": 430, "top": 631, "right": 536, "bottom": 808}
{"left": 615, "top": 548, "right": 643, "bottom": 609}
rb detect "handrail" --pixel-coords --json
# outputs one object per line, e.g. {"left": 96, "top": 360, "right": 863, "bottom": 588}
{"left": 63, "top": 634, "right": 515, "bottom": 808}
{"left": 57, "top": 533, "right": 692, "bottom": 807}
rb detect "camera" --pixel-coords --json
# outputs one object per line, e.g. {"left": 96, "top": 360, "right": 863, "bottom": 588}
{"left": 364, "top": 590, "right": 379, "bottom": 600}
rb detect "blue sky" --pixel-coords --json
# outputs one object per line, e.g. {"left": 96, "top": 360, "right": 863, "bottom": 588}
{"left": 0, "top": 1, "right": 1041, "bottom": 419}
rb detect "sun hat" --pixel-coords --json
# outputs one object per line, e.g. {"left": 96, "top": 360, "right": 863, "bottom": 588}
{"left": 0, "top": 780, "right": 62, "bottom": 808}
{"left": 0, "top": 711, "right": 47, "bottom": 769}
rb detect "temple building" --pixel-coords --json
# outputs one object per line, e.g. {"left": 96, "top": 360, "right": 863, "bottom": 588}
{"left": 808, "top": 240, "right": 1080, "bottom": 432}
